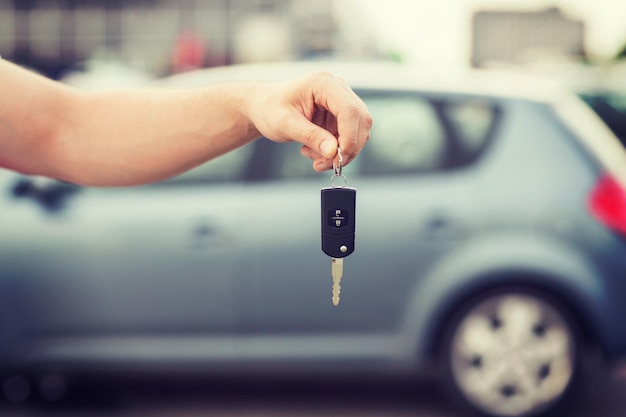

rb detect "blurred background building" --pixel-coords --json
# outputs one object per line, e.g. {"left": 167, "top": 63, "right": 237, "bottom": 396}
{"left": 471, "top": 7, "right": 585, "bottom": 68}
{"left": 0, "top": 0, "right": 625, "bottom": 84}
{"left": 0, "top": 0, "right": 378, "bottom": 80}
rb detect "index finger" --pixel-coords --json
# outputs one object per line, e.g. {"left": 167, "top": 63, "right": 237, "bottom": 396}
{"left": 320, "top": 77, "right": 371, "bottom": 165}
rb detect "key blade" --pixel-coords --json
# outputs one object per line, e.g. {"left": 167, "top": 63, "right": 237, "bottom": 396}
{"left": 331, "top": 257, "right": 343, "bottom": 280}
{"left": 331, "top": 257, "right": 343, "bottom": 306}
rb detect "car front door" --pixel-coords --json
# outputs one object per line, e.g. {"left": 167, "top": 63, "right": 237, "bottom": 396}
{"left": 0, "top": 145, "right": 256, "bottom": 364}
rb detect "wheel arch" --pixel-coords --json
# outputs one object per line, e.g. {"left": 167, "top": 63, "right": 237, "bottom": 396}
{"left": 401, "top": 233, "right": 610, "bottom": 368}
{"left": 424, "top": 271, "right": 602, "bottom": 363}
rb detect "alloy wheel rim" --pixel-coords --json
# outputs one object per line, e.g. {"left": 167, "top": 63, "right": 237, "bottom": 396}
{"left": 450, "top": 293, "right": 575, "bottom": 416}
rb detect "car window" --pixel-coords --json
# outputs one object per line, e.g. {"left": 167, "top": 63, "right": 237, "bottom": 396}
{"left": 579, "top": 92, "right": 626, "bottom": 144}
{"left": 162, "top": 143, "right": 255, "bottom": 184}
{"left": 357, "top": 95, "right": 446, "bottom": 175}
{"left": 443, "top": 100, "right": 495, "bottom": 154}
{"left": 270, "top": 94, "right": 499, "bottom": 181}
{"left": 274, "top": 94, "right": 447, "bottom": 180}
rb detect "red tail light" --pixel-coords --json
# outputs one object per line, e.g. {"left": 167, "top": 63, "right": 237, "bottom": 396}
{"left": 589, "top": 174, "right": 626, "bottom": 234}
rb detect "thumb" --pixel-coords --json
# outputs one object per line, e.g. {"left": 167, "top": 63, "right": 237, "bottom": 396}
{"left": 290, "top": 117, "right": 338, "bottom": 159}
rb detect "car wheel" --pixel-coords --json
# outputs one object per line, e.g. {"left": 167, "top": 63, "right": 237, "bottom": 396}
{"left": 440, "top": 289, "right": 579, "bottom": 417}
{"left": 36, "top": 373, "right": 69, "bottom": 402}
{"left": 2, "top": 374, "right": 32, "bottom": 403}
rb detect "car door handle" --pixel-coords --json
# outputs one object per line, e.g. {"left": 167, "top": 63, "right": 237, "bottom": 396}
{"left": 425, "top": 214, "right": 450, "bottom": 231}
{"left": 190, "top": 222, "right": 222, "bottom": 248}
{"left": 420, "top": 212, "right": 462, "bottom": 239}
{"left": 193, "top": 223, "right": 215, "bottom": 238}
{"left": 189, "top": 221, "right": 236, "bottom": 249}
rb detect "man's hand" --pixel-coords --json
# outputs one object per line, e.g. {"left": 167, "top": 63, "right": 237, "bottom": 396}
{"left": 247, "top": 71, "right": 372, "bottom": 172}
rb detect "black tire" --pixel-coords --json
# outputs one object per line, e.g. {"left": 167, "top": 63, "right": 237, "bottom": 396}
{"left": 437, "top": 287, "right": 590, "bottom": 417}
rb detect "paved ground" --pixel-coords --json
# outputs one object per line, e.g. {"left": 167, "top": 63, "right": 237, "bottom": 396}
{"left": 1, "top": 372, "right": 625, "bottom": 417}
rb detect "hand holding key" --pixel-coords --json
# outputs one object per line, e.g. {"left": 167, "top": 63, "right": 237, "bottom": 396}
{"left": 248, "top": 71, "right": 372, "bottom": 173}
{"left": 321, "top": 149, "right": 356, "bottom": 306}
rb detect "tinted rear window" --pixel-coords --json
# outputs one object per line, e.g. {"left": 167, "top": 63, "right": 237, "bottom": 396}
{"left": 580, "top": 92, "right": 626, "bottom": 144}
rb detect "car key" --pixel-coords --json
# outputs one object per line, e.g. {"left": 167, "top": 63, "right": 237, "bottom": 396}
{"left": 321, "top": 149, "right": 356, "bottom": 306}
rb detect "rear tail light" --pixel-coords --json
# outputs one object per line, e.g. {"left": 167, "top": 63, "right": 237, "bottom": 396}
{"left": 589, "top": 174, "right": 626, "bottom": 234}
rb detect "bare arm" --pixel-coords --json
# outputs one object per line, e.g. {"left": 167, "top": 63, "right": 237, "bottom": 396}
{"left": 0, "top": 59, "right": 371, "bottom": 186}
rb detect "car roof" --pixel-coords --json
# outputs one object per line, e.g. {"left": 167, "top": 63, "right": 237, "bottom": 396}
{"left": 156, "top": 60, "right": 570, "bottom": 103}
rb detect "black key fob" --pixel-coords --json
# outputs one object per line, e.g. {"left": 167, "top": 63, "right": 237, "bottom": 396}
{"left": 321, "top": 187, "right": 356, "bottom": 258}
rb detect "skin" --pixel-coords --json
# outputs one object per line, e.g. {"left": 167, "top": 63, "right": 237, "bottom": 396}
{"left": 0, "top": 59, "right": 372, "bottom": 187}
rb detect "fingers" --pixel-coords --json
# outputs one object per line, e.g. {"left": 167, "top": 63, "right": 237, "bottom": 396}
{"left": 288, "top": 114, "right": 338, "bottom": 160}
{"left": 311, "top": 73, "right": 372, "bottom": 167}
{"left": 250, "top": 70, "right": 372, "bottom": 171}
{"left": 301, "top": 146, "right": 332, "bottom": 172}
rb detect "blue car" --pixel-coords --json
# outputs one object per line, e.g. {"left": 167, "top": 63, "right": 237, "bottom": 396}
{"left": 2, "top": 61, "right": 626, "bottom": 417}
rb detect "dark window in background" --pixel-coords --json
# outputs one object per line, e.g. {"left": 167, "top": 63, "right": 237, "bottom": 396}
{"left": 579, "top": 92, "right": 626, "bottom": 146}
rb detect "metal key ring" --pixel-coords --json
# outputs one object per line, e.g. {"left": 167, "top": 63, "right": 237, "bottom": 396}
{"left": 333, "top": 148, "right": 343, "bottom": 177}
{"left": 330, "top": 147, "right": 346, "bottom": 187}
{"left": 330, "top": 173, "right": 347, "bottom": 187}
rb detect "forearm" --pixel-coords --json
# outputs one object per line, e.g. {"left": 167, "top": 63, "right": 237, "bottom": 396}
{"left": 50, "top": 84, "right": 263, "bottom": 186}
{"left": 0, "top": 59, "right": 264, "bottom": 186}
